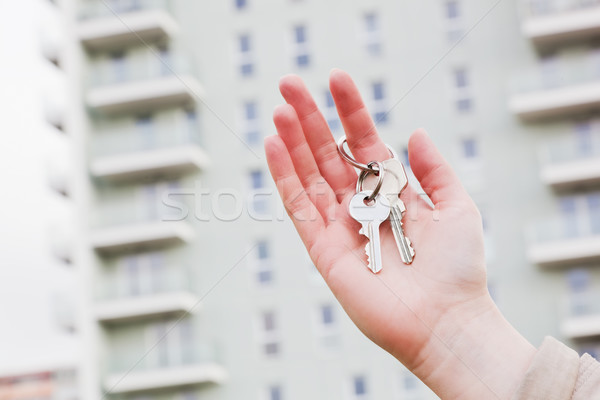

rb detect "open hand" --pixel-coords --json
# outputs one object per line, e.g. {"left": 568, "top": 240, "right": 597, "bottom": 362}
{"left": 265, "top": 69, "right": 534, "bottom": 400}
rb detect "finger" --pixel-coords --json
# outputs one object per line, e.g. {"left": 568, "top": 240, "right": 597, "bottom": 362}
{"left": 273, "top": 104, "right": 337, "bottom": 222}
{"left": 264, "top": 135, "right": 325, "bottom": 250}
{"left": 408, "top": 129, "right": 470, "bottom": 207}
{"left": 329, "top": 69, "right": 390, "bottom": 164}
{"left": 279, "top": 74, "right": 356, "bottom": 199}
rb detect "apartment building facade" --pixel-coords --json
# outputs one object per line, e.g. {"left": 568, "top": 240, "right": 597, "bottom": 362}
{"left": 512, "top": 0, "right": 600, "bottom": 356}
{"left": 45, "top": 0, "right": 600, "bottom": 399}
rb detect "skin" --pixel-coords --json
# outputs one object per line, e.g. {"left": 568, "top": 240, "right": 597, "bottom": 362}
{"left": 264, "top": 69, "right": 536, "bottom": 399}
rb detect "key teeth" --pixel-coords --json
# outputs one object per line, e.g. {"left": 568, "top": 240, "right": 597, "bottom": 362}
{"left": 364, "top": 242, "right": 371, "bottom": 264}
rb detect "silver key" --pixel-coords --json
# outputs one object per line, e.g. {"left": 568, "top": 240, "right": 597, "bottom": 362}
{"left": 361, "top": 159, "right": 415, "bottom": 264}
{"left": 349, "top": 190, "right": 390, "bottom": 273}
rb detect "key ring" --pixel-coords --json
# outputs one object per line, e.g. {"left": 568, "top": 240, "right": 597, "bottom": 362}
{"left": 336, "top": 136, "right": 398, "bottom": 172}
{"left": 358, "top": 161, "right": 385, "bottom": 203}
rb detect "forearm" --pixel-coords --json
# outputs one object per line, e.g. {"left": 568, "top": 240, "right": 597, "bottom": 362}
{"left": 410, "top": 296, "right": 536, "bottom": 400}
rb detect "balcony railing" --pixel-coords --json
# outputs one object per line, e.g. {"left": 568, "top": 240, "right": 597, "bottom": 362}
{"left": 521, "top": 0, "right": 600, "bottom": 18}
{"left": 539, "top": 128, "right": 600, "bottom": 187}
{"left": 96, "top": 268, "right": 192, "bottom": 301}
{"left": 561, "top": 292, "right": 600, "bottom": 338}
{"left": 78, "top": 0, "right": 169, "bottom": 21}
{"left": 92, "top": 194, "right": 187, "bottom": 229}
{"left": 91, "top": 121, "right": 202, "bottom": 159}
{"left": 527, "top": 214, "right": 600, "bottom": 265}
{"left": 530, "top": 214, "right": 600, "bottom": 244}
{"left": 86, "top": 52, "right": 201, "bottom": 113}
{"left": 509, "top": 53, "right": 600, "bottom": 120}
{"left": 89, "top": 52, "right": 191, "bottom": 88}
{"left": 542, "top": 129, "right": 600, "bottom": 165}
{"left": 104, "top": 343, "right": 227, "bottom": 393}
{"left": 511, "top": 55, "right": 600, "bottom": 95}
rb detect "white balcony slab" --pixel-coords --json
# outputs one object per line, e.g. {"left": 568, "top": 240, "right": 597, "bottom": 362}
{"left": 91, "top": 145, "right": 209, "bottom": 180}
{"left": 562, "top": 314, "right": 600, "bottom": 339}
{"left": 87, "top": 75, "right": 203, "bottom": 114}
{"left": 78, "top": 9, "right": 178, "bottom": 51}
{"left": 528, "top": 235, "right": 600, "bottom": 267}
{"left": 95, "top": 291, "right": 199, "bottom": 323}
{"left": 91, "top": 221, "right": 193, "bottom": 253}
{"left": 541, "top": 158, "right": 600, "bottom": 189}
{"left": 104, "top": 363, "right": 227, "bottom": 394}
{"left": 509, "top": 81, "right": 600, "bottom": 121}
{"left": 523, "top": 6, "right": 600, "bottom": 47}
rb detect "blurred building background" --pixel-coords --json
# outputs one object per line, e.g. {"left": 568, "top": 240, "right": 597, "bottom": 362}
{"left": 3, "top": 0, "right": 600, "bottom": 399}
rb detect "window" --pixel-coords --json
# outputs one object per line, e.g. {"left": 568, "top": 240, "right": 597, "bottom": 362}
{"left": 136, "top": 115, "right": 154, "bottom": 148}
{"left": 373, "top": 82, "right": 384, "bottom": 100}
{"left": 363, "top": 13, "right": 382, "bottom": 56}
{"left": 452, "top": 68, "right": 472, "bottom": 113}
{"left": 320, "top": 305, "right": 334, "bottom": 325}
{"left": 575, "top": 122, "right": 593, "bottom": 157}
{"left": 588, "top": 193, "right": 600, "bottom": 234}
{"left": 238, "top": 34, "right": 253, "bottom": 76}
{"left": 540, "top": 55, "right": 559, "bottom": 88}
{"left": 249, "top": 170, "right": 268, "bottom": 215}
{"left": 402, "top": 372, "right": 418, "bottom": 391}
{"left": 445, "top": 0, "right": 460, "bottom": 19}
{"left": 461, "top": 138, "right": 478, "bottom": 159}
{"left": 292, "top": 25, "right": 310, "bottom": 67}
{"left": 111, "top": 51, "right": 127, "bottom": 83}
{"left": 259, "top": 311, "right": 280, "bottom": 356}
{"left": 401, "top": 147, "right": 410, "bottom": 168}
{"left": 235, "top": 0, "right": 247, "bottom": 9}
{"left": 559, "top": 196, "right": 578, "bottom": 238}
{"left": 567, "top": 269, "right": 591, "bottom": 317}
{"left": 353, "top": 376, "right": 367, "bottom": 398}
{"left": 371, "top": 82, "right": 388, "bottom": 123}
{"left": 444, "top": 1, "right": 464, "bottom": 42}
{"left": 454, "top": 68, "right": 468, "bottom": 88}
{"left": 243, "top": 101, "right": 260, "bottom": 145}
{"left": 157, "top": 45, "right": 170, "bottom": 76}
{"left": 250, "top": 170, "right": 264, "bottom": 190}
{"left": 268, "top": 385, "right": 282, "bottom": 400}
{"left": 456, "top": 98, "right": 472, "bottom": 112}
{"left": 568, "top": 269, "right": 590, "bottom": 293}
{"left": 323, "top": 90, "right": 340, "bottom": 131}
{"left": 254, "top": 240, "right": 273, "bottom": 284}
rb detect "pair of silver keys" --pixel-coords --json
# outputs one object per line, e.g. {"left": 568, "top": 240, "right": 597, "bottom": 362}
{"left": 337, "top": 137, "right": 415, "bottom": 274}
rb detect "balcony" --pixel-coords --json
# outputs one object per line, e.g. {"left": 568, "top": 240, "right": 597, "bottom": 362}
{"left": 104, "top": 346, "right": 227, "bottom": 393}
{"left": 561, "top": 292, "right": 600, "bottom": 339}
{"left": 527, "top": 215, "right": 600, "bottom": 267}
{"left": 90, "top": 195, "right": 193, "bottom": 253}
{"left": 540, "top": 128, "right": 600, "bottom": 189}
{"left": 508, "top": 55, "right": 600, "bottom": 121}
{"left": 90, "top": 115, "right": 208, "bottom": 181}
{"left": 86, "top": 53, "right": 202, "bottom": 115}
{"left": 95, "top": 269, "right": 198, "bottom": 323}
{"left": 520, "top": 0, "right": 600, "bottom": 48}
{"left": 78, "top": 0, "right": 178, "bottom": 51}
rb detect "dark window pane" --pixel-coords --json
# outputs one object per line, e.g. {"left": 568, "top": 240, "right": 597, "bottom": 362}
{"left": 250, "top": 170, "right": 263, "bottom": 189}
{"left": 321, "top": 305, "right": 334, "bottom": 325}
{"left": 446, "top": 0, "right": 459, "bottom": 19}
{"left": 294, "top": 26, "right": 306, "bottom": 43}
{"left": 354, "top": 376, "right": 366, "bottom": 395}
{"left": 373, "top": 82, "right": 384, "bottom": 100}
{"left": 296, "top": 54, "right": 310, "bottom": 67}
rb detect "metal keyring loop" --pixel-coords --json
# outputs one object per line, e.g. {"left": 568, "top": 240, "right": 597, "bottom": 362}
{"left": 357, "top": 161, "right": 385, "bottom": 203}
{"left": 337, "top": 136, "right": 398, "bottom": 172}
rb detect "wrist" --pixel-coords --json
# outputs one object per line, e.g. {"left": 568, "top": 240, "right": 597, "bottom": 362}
{"left": 410, "top": 295, "right": 536, "bottom": 400}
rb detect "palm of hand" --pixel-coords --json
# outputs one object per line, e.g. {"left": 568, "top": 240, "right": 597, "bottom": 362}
{"left": 265, "top": 70, "right": 490, "bottom": 372}
{"left": 306, "top": 186, "right": 487, "bottom": 366}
